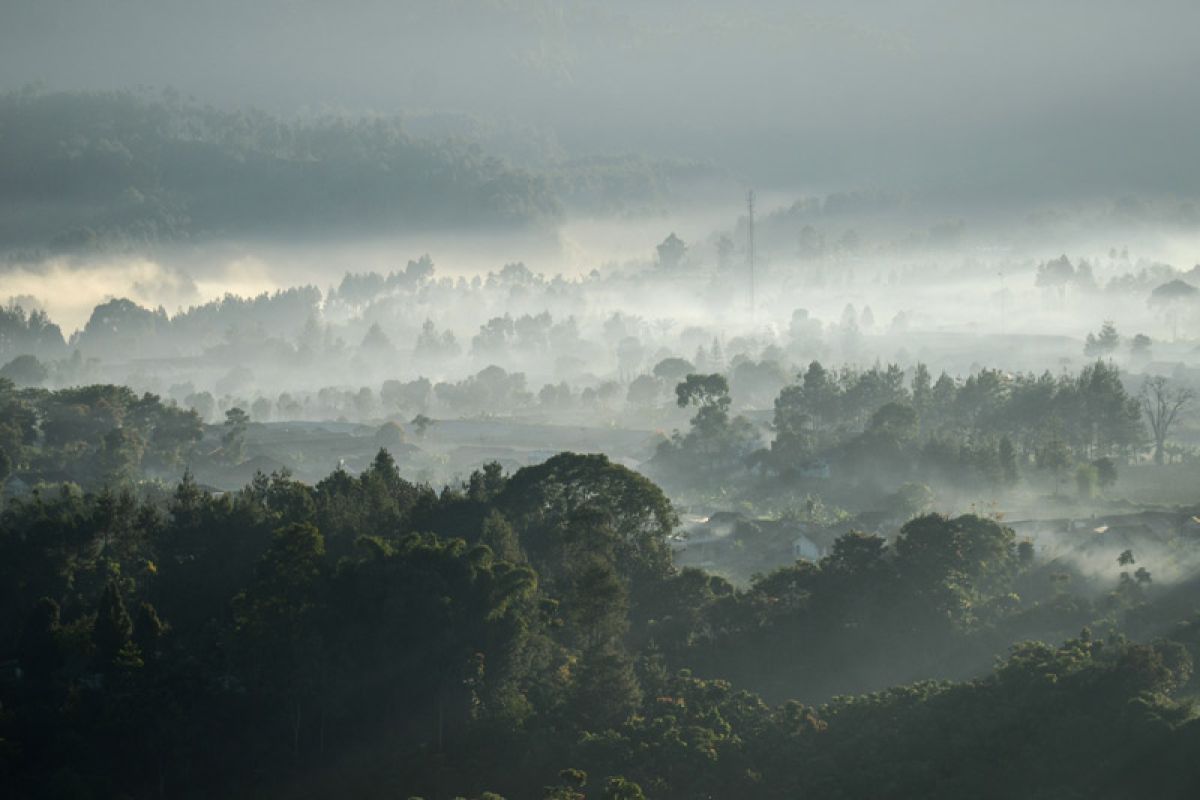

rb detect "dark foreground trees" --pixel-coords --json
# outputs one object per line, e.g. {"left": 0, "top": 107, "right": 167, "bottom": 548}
{"left": 2, "top": 455, "right": 1200, "bottom": 798}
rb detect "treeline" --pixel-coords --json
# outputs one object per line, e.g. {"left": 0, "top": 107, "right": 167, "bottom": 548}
{"left": 0, "top": 381, "right": 205, "bottom": 489}
{"left": 0, "top": 89, "right": 560, "bottom": 252}
{"left": 0, "top": 306, "right": 66, "bottom": 362}
{"left": 653, "top": 359, "right": 1147, "bottom": 504}
{"left": 0, "top": 261, "right": 572, "bottom": 366}
{"left": 0, "top": 356, "right": 1158, "bottom": 502}
{"left": 1036, "top": 253, "right": 1200, "bottom": 297}
{"left": 0, "top": 90, "right": 735, "bottom": 254}
{"left": 2, "top": 452, "right": 1200, "bottom": 797}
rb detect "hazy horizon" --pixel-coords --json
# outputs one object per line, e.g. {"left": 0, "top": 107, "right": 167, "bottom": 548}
{"left": 3, "top": 0, "right": 1200, "bottom": 198}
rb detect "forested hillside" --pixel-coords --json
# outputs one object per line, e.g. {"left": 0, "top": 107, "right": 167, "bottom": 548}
{"left": 0, "top": 89, "right": 561, "bottom": 251}
{"left": 0, "top": 90, "right": 735, "bottom": 254}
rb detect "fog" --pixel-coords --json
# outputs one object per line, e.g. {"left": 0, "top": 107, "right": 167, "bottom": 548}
{"left": 7, "top": 197, "right": 1200, "bottom": 342}
{"left": 4, "top": 0, "right": 1200, "bottom": 198}
{"left": 7, "top": 4, "right": 1200, "bottom": 796}
{"left": 5, "top": 0, "right": 1200, "bottom": 340}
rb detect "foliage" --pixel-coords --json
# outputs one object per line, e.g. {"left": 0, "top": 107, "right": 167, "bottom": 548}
{"left": 2, "top": 449, "right": 1200, "bottom": 798}
{"left": 0, "top": 89, "right": 562, "bottom": 252}
{"left": 0, "top": 381, "right": 204, "bottom": 487}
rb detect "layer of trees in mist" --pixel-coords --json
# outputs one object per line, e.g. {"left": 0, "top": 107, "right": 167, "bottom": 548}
{"left": 7, "top": 246, "right": 1200, "bottom": 404}
{"left": 4, "top": 242, "right": 1200, "bottom": 496}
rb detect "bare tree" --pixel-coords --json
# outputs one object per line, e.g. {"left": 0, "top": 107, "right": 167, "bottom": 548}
{"left": 1140, "top": 376, "right": 1195, "bottom": 464}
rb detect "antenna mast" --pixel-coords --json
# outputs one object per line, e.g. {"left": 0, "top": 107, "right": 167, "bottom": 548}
{"left": 747, "top": 189, "right": 756, "bottom": 316}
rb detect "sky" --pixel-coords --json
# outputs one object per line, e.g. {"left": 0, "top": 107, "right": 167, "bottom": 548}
{"left": 3, "top": 0, "right": 1199, "bottom": 202}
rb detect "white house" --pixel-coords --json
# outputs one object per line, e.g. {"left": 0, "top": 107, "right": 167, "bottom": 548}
{"left": 792, "top": 533, "right": 823, "bottom": 562}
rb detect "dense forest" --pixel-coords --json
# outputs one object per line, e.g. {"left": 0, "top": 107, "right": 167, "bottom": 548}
{"left": 3, "top": 285, "right": 1198, "bottom": 799}
{"left": 0, "top": 89, "right": 559, "bottom": 251}
{"left": 3, "top": 447, "right": 1200, "bottom": 798}
{"left": 0, "top": 353, "right": 1176, "bottom": 509}
{"left": 5, "top": 3, "right": 1200, "bottom": 797}
{"left": 0, "top": 90, "right": 731, "bottom": 254}
{"left": 649, "top": 358, "right": 1146, "bottom": 502}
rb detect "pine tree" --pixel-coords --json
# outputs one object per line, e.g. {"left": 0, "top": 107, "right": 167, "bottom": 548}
{"left": 93, "top": 580, "right": 134, "bottom": 669}
{"left": 133, "top": 601, "right": 167, "bottom": 657}
{"left": 481, "top": 510, "right": 522, "bottom": 563}
{"left": 571, "top": 645, "right": 642, "bottom": 730}
{"left": 20, "top": 597, "right": 63, "bottom": 679}
{"left": 999, "top": 436, "right": 1018, "bottom": 486}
